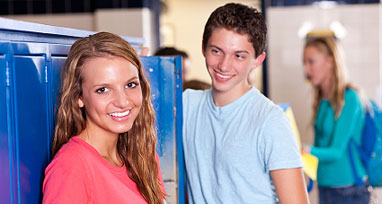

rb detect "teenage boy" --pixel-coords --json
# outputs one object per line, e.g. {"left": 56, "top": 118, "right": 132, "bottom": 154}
{"left": 182, "top": 3, "right": 309, "bottom": 204}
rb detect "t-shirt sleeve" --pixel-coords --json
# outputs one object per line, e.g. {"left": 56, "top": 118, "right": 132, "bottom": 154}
{"left": 182, "top": 90, "right": 189, "bottom": 133}
{"left": 260, "top": 109, "right": 303, "bottom": 172}
{"left": 182, "top": 89, "right": 190, "bottom": 112}
{"left": 42, "top": 150, "right": 90, "bottom": 204}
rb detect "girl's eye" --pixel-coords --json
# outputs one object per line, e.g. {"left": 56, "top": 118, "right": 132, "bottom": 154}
{"left": 96, "top": 87, "right": 109, "bottom": 94}
{"left": 303, "top": 59, "right": 314, "bottom": 66}
{"left": 126, "top": 82, "right": 139, "bottom": 88}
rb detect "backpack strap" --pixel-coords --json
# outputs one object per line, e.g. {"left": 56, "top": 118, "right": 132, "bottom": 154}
{"left": 348, "top": 140, "right": 364, "bottom": 186}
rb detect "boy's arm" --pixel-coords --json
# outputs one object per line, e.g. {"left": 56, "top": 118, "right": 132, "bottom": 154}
{"left": 270, "top": 168, "right": 310, "bottom": 204}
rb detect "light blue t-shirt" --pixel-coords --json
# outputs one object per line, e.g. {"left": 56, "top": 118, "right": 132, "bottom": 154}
{"left": 182, "top": 88, "right": 303, "bottom": 204}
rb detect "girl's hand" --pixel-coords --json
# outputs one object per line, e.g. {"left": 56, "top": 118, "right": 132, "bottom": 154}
{"left": 301, "top": 145, "right": 311, "bottom": 154}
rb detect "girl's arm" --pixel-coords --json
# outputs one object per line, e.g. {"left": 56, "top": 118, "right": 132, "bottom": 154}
{"left": 311, "top": 90, "right": 363, "bottom": 162}
{"left": 270, "top": 167, "right": 310, "bottom": 204}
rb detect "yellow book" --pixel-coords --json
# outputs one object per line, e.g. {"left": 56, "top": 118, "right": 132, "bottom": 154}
{"left": 281, "top": 104, "right": 318, "bottom": 181}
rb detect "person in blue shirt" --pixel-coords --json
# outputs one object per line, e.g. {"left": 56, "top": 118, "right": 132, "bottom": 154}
{"left": 182, "top": 3, "right": 309, "bottom": 204}
{"left": 302, "top": 36, "right": 370, "bottom": 204}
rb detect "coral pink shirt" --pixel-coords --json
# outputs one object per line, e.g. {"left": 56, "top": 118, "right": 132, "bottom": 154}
{"left": 43, "top": 136, "right": 165, "bottom": 204}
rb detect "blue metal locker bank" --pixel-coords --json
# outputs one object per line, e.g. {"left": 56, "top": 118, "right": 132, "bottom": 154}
{"left": 0, "top": 17, "right": 184, "bottom": 204}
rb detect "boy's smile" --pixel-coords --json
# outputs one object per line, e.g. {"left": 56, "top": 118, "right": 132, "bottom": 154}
{"left": 203, "top": 28, "right": 265, "bottom": 106}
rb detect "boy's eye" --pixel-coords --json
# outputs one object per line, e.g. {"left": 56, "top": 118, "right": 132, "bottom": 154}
{"left": 96, "top": 87, "right": 109, "bottom": 93}
{"left": 236, "top": 54, "right": 244, "bottom": 59}
{"left": 212, "top": 49, "right": 220, "bottom": 54}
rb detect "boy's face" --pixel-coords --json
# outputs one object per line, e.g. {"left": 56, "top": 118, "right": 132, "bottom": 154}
{"left": 203, "top": 28, "right": 264, "bottom": 98}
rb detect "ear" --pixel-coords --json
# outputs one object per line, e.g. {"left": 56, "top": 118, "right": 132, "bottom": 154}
{"left": 252, "top": 52, "right": 266, "bottom": 70}
{"left": 78, "top": 98, "right": 84, "bottom": 108}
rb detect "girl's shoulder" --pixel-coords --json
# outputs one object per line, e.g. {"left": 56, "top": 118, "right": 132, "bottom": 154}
{"left": 49, "top": 137, "right": 95, "bottom": 169}
{"left": 344, "top": 88, "right": 364, "bottom": 109}
{"left": 345, "top": 88, "right": 361, "bottom": 101}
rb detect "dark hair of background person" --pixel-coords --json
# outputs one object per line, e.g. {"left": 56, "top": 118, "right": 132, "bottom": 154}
{"left": 154, "top": 46, "right": 190, "bottom": 83}
{"left": 183, "top": 79, "right": 211, "bottom": 91}
{"left": 154, "top": 47, "right": 188, "bottom": 58}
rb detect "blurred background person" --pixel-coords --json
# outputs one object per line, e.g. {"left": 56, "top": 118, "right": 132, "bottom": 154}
{"left": 182, "top": 79, "right": 210, "bottom": 91}
{"left": 301, "top": 36, "right": 370, "bottom": 204}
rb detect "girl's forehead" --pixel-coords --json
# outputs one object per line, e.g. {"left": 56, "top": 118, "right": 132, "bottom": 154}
{"left": 80, "top": 56, "right": 139, "bottom": 82}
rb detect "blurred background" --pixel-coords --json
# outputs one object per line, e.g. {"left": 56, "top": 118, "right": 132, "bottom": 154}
{"left": 1, "top": 0, "right": 380, "bottom": 203}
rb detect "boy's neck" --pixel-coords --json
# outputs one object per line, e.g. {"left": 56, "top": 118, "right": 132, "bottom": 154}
{"left": 211, "top": 86, "right": 251, "bottom": 107}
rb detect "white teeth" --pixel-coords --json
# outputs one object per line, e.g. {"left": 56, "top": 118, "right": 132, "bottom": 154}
{"left": 217, "top": 73, "right": 231, "bottom": 79}
{"left": 109, "top": 110, "right": 130, "bottom": 117}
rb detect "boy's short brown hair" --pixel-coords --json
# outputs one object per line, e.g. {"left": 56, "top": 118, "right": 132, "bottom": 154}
{"left": 202, "top": 3, "right": 267, "bottom": 58}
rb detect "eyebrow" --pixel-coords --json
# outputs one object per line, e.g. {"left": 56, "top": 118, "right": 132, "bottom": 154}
{"left": 209, "top": 44, "right": 250, "bottom": 55}
{"left": 208, "top": 45, "right": 223, "bottom": 53}
{"left": 235, "top": 50, "right": 250, "bottom": 54}
{"left": 90, "top": 76, "right": 140, "bottom": 88}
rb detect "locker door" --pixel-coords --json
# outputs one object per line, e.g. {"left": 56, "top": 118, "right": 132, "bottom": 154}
{"left": 141, "top": 56, "right": 184, "bottom": 204}
{"left": 11, "top": 42, "right": 50, "bottom": 203}
{"left": 50, "top": 46, "right": 70, "bottom": 109}
{"left": 49, "top": 44, "right": 71, "bottom": 159}
{"left": 0, "top": 43, "right": 12, "bottom": 204}
{"left": 48, "top": 56, "right": 66, "bottom": 149}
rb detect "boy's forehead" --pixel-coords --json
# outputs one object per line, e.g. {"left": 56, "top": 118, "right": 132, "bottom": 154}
{"left": 208, "top": 28, "right": 254, "bottom": 52}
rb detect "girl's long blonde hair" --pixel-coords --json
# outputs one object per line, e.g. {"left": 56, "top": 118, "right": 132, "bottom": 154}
{"left": 304, "top": 37, "right": 352, "bottom": 119}
{"left": 52, "top": 32, "right": 164, "bottom": 204}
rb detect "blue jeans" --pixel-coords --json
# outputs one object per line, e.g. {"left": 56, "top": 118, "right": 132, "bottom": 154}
{"left": 319, "top": 185, "right": 370, "bottom": 204}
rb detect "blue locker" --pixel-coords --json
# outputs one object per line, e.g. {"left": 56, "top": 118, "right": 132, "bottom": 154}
{"left": 142, "top": 57, "right": 185, "bottom": 204}
{"left": 12, "top": 46, "right": 49, "bottom": 204}
{"left": 0, "top": 43, "right": 12, "bottom": 204}
{"left": 0, "top": 18, "right": 184, "bottom": 204}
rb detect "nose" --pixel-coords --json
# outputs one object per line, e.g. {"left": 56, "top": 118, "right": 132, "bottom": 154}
{"left": 218, "top": 55, "right": 232, "bottom": 72}
{"left": 303, "top": 64, "right": 311, "bottom": 79}
{"left": 113, "top": 89, "right": 129, "bottom": 108}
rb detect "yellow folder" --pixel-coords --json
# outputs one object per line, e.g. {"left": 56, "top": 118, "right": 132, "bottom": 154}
{"left": 282, "top": 104, "right": 318, "bottom": 181}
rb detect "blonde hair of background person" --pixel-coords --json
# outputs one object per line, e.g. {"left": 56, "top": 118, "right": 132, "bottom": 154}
{"left": 43, "top": 32, "right": 165, "bottom": 204}
{"left": 305, "top": 37, "right": 356, "bottom": 119}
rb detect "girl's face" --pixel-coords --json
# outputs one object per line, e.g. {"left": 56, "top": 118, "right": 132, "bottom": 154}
{"left": 78, "top": 56, "right": 142, "bottom": 136}
{"left": 303, "top": 46, "right": 333, "bottom": 88}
